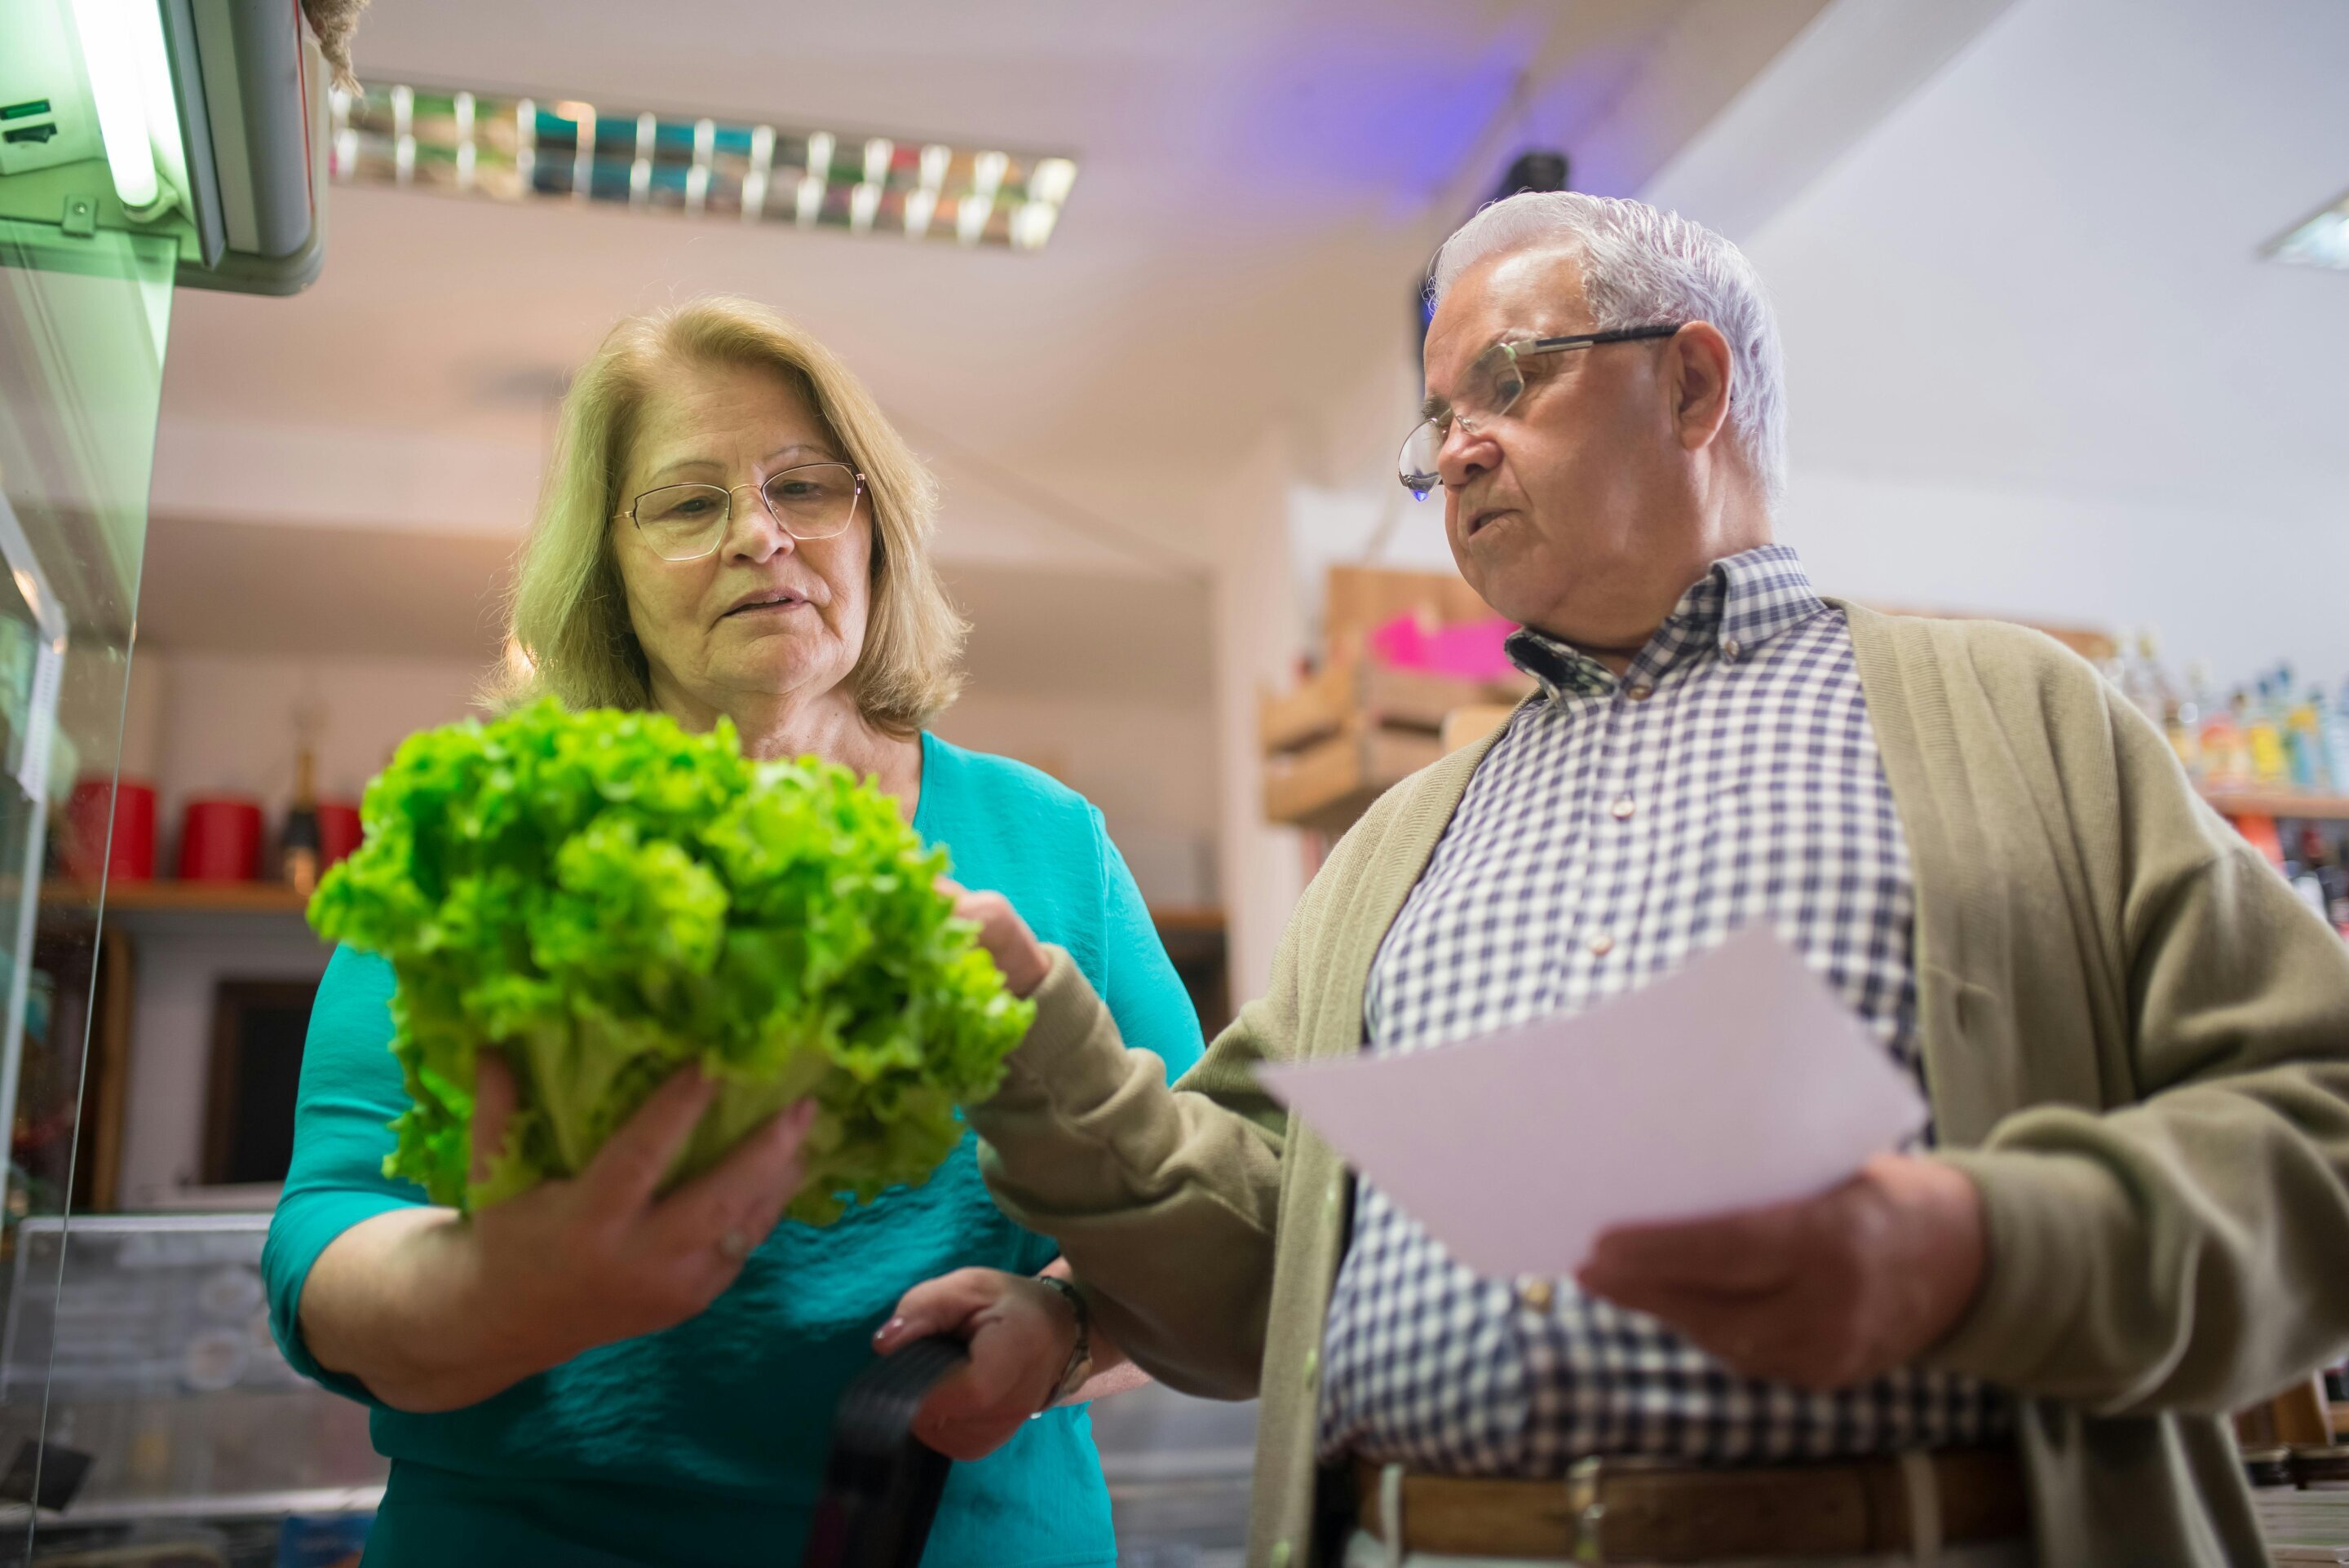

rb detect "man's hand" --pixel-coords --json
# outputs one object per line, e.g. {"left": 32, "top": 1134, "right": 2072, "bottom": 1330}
{"left": 874, "top": 1268, "right": 1077, "bottom": 1460}
{"left": 1575, "top": 1154, "right": 1987, "bottom": 1390}
{"left": 940, "top": 879, "right": 1050, "bottom": 998}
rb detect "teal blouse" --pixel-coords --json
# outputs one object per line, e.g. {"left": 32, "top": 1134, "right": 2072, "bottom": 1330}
{"left": 263, "top": 732, "right": 1205, "bottom": 1568}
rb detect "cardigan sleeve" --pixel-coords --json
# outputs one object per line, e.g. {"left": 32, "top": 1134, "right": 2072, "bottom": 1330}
{"left": 1923, "top": 667, "right": 2349, "bottom": 1414}
{"left": 967, "top": 805, "right": 1373, "bottom": 1400}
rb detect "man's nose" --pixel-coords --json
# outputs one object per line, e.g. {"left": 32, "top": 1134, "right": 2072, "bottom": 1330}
{"left": 1436, "top": 417, "right": 1497, "bottom": 492}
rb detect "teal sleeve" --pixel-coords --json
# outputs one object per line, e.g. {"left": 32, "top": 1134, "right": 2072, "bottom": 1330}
{"left": 1091, "top": 810, "right": 1206, "bottom": 1083}
{"left": 261, "top": 944, "right": 425, "bottom": 1402}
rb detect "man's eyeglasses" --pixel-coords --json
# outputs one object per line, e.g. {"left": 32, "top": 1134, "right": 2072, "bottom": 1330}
{"left": 617, "top": 462, "right": 866, "bottom": 562}
{"left": 1398, "top": 324, "right": 1684, "bottom": 498}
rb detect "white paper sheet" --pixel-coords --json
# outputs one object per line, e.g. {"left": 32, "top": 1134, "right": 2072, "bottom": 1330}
{"left": 1254, "top": 925, "right": 1927, "bottom": 1278}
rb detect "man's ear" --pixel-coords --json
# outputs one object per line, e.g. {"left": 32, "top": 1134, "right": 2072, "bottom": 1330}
{"left": 1669, "top": 322, "right": 1736, "bottom": 455}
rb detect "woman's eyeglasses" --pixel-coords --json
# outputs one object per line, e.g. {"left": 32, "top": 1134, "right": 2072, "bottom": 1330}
{"left": 617, "top": 462, "right": 866, "bottom": 561}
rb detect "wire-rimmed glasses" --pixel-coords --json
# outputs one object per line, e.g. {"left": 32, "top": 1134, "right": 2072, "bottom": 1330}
{"left": 617, "top": 462, "right": 866, "bottom": 561}
{"left": 1398, "top": 324, "right": 1684, "bottom": 498}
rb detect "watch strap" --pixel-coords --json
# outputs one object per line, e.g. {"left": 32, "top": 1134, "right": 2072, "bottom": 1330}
{"left": 1034, "top": 1274, "right": 1093, "bottom": 1411}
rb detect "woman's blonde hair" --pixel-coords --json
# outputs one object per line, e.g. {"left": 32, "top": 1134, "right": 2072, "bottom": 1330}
{"left": 498, "top": 295, "right": 965, "bottom": 734}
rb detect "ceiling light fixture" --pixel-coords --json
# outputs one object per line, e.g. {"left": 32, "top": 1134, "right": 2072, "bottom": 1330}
{"left": 329, "top": 82, "right": 1078, "bottom": 250}
{"left": 2264, "top": 189, "right": 2349, "bottom": 273}
{"left": 904, "top": 185, "right": 936, "bottom": 240}
{"left": 67, "top": 0, "right": 161, "bottom": 210}
{"left": 956, "top": 190, "right": 990, "bottom": 246}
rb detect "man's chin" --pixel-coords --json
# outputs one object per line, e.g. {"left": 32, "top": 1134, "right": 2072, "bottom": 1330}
{"left": 1453, "top": 527, "right": 1555, "bottom": 625}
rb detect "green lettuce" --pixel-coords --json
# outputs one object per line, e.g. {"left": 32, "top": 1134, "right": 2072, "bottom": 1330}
{"left": 307, "top": 700, "right": 1033, "bottom": 1223}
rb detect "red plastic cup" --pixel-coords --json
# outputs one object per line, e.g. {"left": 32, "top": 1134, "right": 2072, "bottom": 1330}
{"left": 64, "top": 776, "right": 157, "bottom": 882}
{"left": 317, "top": 801, "right": 363, "bottom": 868}
{"left": 178, "top": 797, "right": 266, "bottom": 882}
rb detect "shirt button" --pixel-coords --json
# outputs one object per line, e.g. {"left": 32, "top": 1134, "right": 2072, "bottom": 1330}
{"left": 1303, "top": 1348, "right": 1320, "bottom": 1390}
{"left": 1272, "top": 1544, "right": 1293, "bottom": 1568}
{"left": 1587, "top": 933, "right": 1615, "bottom": 956}
{"left": 1626, "top": 682, "right": 1654, "bottom": 702}
{"left": 1722, "top": 637, "right": 1743, "bottom": 661}
{"left": 1610, "top": 795, "right": 1636, "bottom": 820}
{"left": 1325, "top": 1179, "right": 1344, "bottom": 1217}
{"left": 1520, "top": 1279, "right": 1555, "bottom": 1312}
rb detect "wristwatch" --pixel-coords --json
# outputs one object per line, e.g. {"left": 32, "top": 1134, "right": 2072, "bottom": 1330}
{"left": 1033, "top": 1274, "right": 1094, "bottom": 1412}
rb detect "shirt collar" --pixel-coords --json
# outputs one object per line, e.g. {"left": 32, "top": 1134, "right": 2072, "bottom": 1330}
{"left": 1502, "top": 544, "right": 1827, "bottom": 701}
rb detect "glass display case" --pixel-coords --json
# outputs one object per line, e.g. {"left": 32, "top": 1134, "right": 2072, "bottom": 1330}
{"left": 0, "top": 178, "right": 382, "bottom": 1568}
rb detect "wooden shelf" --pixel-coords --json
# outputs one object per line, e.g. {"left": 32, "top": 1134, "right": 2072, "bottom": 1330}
{"left": 41, "top": 880, "right": 312, "bottom": 916}
{"left": 2200, "top": 791, "right": 2349, "bottom": 821}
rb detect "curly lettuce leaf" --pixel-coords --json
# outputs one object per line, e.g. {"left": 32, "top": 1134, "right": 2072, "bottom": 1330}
{"left": 308, "top": 700, "right": 1032, "bottom": 1219}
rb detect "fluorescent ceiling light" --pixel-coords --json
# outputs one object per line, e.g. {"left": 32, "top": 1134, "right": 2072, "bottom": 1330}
{"left": 1029, "top": 157, "right": 1077, "bottom": 208}
{"left": 1011, "top": 199, "right": 1058, "bottom": 250}
{"left": 2265, "top": 190, "right": 2349, "bottom": 272}
{"left": 904, "top": 185, "right": 936, "bottom": 239}
{"left": 328, "top": 81, "right": 1077, "bottom": 250}
{"left": 69, "top": 0, "right": 160, "bottom": 210}
{"left": 956, "top": 191, "right": 990, "bottom": 245}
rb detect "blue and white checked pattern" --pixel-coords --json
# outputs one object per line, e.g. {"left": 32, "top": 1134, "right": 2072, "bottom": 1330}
{"left": 1316, "top": 545, "right": 2010, "bottom": 1475}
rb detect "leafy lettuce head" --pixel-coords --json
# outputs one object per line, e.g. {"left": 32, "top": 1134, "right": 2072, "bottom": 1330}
{"left": 308, "top": 700, "right": 1032, "bottom": 1222}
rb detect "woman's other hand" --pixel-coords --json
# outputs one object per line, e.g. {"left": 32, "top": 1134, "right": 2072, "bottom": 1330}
{"left": 942, "top": 880, "right": 1049, "bottom": 998}
{"left": 462, "top": 1055, "right": 818, "bottom": 1360}
{"left": 874, "top": 1268, "right": 1077, "bottom": 1460}
{"left": 299, "top": 1056, "right": 816, "bottom": 1412}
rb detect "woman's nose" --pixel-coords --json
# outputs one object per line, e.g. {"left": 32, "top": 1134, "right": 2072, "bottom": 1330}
{"left": 723, "top": 485, "right": 797, "bottom": 560}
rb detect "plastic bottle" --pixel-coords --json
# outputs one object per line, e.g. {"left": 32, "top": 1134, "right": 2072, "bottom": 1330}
{"left": 2289, "top": 688, "right": 2332, "bottom": 793}
{"left": 2173, "top": 661, "right": 2214, "bottom": 783}
{"left": 2247, "top": 679, "right": 2291, "bottom": 788}
{"left": 2117, "top": 628, "right": 2166, "bottom": 724}
{"left": 2201, "top": 688, "right": 2251, "bottom": 789}
{"left": 2325, "top": 680, "right": 2349, "bottom": 798}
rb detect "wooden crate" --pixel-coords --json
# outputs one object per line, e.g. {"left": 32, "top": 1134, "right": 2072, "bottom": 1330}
{"left": 1263, "top": 722, "right": 1449, "bottom": 835}
{"left": 1323, "top": 563, "right": 1497, "bottom": 660}
{"left": 1262, "top": 563, "right": 1530, "bottom": 833}
{"left": 1259, "top": 658, "right": 1531, "bottom": 753}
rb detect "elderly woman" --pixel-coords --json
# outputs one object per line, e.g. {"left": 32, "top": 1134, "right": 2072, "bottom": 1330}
{"left": 262, "top": 297, "right": 1203, "bottom": 1567}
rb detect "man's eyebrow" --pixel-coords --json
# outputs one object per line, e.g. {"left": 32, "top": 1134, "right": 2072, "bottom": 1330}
{"left": 1420, "top": 391, "right": 1449, "bottom": 422}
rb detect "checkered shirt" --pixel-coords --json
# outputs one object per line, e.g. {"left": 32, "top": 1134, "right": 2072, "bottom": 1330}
{"left": 1316, "top": 545, "right": 2011, "bottom": 1475}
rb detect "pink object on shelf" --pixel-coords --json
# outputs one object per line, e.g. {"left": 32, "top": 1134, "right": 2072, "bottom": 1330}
{"left": 1366, "top": 611, "right": 1520, "bottom": 682}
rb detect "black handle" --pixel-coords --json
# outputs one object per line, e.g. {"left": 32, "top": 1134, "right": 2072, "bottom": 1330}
{"left": 802, "top": 1336, "right": 970, "bottom": 1568}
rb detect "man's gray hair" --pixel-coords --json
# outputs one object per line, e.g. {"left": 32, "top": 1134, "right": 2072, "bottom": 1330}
{"left": 1429, "top": 192, "right": 1786, "bottom": 507}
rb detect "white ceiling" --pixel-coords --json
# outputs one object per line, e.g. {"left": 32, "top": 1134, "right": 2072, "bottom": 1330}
{"left": 146, "top": 0, "right": 1829, "bottom": 542}
{"left": 138, "top": 0, "right": 1834, "bottom": 682}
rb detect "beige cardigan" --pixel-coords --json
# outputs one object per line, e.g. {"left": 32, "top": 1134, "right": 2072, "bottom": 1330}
{"left": 970, "top": 605, "right": 2349, "bottom": 1567}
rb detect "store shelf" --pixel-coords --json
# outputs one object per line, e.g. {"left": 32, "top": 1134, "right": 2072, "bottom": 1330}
{"left": 2200, "top": 792, "right": 2349, "bottom": 820}
{"left": 41, "top": 879, "right": 312, "bottom": 915}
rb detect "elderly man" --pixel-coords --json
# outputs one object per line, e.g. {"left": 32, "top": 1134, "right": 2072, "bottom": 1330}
{"left": 903, "top": 192, "right": 2349, "bottom": 1567}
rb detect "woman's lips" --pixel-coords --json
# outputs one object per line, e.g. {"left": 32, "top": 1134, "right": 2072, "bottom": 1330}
{"left": 723, "top": 594, "right": 807, "bottom": 618}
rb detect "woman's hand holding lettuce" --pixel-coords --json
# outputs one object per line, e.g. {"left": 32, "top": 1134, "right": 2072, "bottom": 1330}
{"left": 308, "top": 700, "right": 1036, "bottom": 1223}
